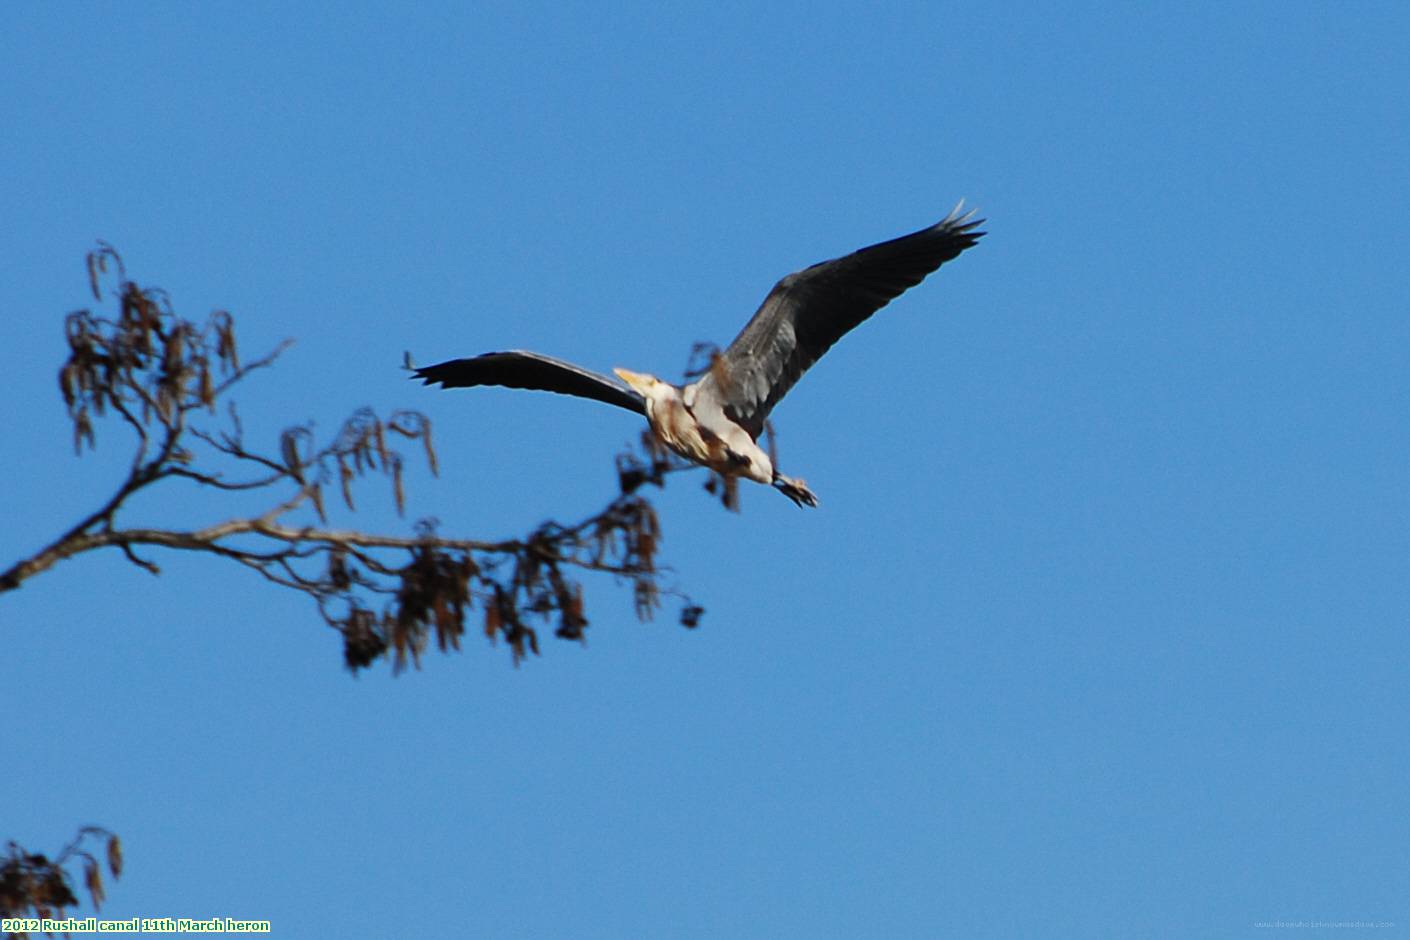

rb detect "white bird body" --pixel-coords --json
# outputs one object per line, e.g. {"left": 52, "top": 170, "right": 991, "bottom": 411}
{"left": 614, "top": 365, "right": 789, "bottom": 492}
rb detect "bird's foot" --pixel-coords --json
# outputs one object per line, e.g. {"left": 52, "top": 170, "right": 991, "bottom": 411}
{"left": 773, "top": 473, "right": 818, "bottom": 508}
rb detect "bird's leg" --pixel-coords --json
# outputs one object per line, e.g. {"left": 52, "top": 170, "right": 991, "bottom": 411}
{"left": 772, "top": 472, "right": 818, "bottom": 508}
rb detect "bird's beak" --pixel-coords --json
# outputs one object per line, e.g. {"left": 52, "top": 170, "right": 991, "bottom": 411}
{"left": 613, "top": 367, "right": 651, "bottom": 394}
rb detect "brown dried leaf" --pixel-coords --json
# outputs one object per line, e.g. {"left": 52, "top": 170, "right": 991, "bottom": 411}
{"left": 309, "top": 482, "right": 327, "bottom": 523}
{"left": 374, "top": 420, "right": 388, "bottom": 468}
{"left": 213, "top": 310, "right": 239, "bottom": 371}
{"left": 422, "top": 420, "right": 438, "bottom": 477}
{"left": 199, "top": 361, "right": 214, "bottom": 410}
{"left": 107, "top": 834, "right": 123, "bottom": 878}
{"left": 339, "top": 456, "right": 355, "bottom": 511}
{"left": 280, "top": 430, "right": 305, "bottom": 484}
{"left": 58, "top": 363, "right": 76, "bottom": 409}
{"left": 84, "top": 858, "right": 105, "bottom": 910}
{"left": 391, "top": 612, "right": 408, "bottom": 667}
{"left": 87, "top": 251, "right": 103, "bottom": 300}
{"left": 392, "top": 459, "right": 405, "bottom": 516}
{"left": 73, "top": 407, "right": 94, "bottom": 454}
{"left": 155, "top": 381, "right": 176, "bottom": 423}
{"left": 484, "top": 596, "right": 501, "bottom": 640}
{"left": 328, "top": 549, "right": 350, "bottom": 589}
{"left": 162, "top": 323, "right": 185, "bottom": 374}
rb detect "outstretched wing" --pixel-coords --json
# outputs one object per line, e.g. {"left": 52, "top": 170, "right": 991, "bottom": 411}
{"left": 695, "top": 203, "right": 985, "bottom": 438}
{"left": 412, "top": 350, "right": 646, "bottom": 415}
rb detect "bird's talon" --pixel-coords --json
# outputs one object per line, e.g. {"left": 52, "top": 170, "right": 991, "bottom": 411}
{"left": 773, "top": 474, "right": 818, "bottom": 508}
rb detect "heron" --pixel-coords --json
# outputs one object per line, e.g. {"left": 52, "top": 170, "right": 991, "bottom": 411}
{"left": 413, "top": 203, "right": 984, "bottom": 507}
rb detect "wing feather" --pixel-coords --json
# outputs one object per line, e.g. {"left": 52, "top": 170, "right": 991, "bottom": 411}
{"left": 697, "top": 204, "right": 985, "bottom": 437}
{"left": 412, "top": 350, "right": 646, "bottom": 415}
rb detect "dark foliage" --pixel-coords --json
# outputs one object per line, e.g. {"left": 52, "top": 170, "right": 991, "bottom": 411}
{"left": 1, "top": 828, "right": 121, "bottom": 936}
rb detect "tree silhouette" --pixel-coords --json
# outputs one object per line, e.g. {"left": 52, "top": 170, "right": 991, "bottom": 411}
{"left": 4, "top": 246, "right": 729, "bottom": 928}
{"left": 3, "top": 244, "right": 710, "bottom": 674}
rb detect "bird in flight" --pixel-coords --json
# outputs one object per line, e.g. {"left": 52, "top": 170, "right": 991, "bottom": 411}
{"left": 413, "top": 204, "right": 984, "bottom": 507}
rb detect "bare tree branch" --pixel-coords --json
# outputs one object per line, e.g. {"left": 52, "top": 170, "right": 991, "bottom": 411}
{"left": 4, "top": 245, "right": 720, "bottom": 672}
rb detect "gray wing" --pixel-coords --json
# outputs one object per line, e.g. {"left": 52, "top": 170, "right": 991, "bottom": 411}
{"left": 695, "top": 204, "right": 985, "bottom": 438}
{"left": 412, "top": 350, "right": 646, "bottom": 415}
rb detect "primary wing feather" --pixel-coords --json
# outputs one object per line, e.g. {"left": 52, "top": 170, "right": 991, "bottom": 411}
{"left": 698, "top": 204, "right": 985, "bottom": 437}
{"left": 413, "top": 350, "right": 646, "bottom": 415}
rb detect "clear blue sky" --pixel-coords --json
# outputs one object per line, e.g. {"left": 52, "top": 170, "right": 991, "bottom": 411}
{"left": 4, "top": 3, "right": 1407, "bottom": 937}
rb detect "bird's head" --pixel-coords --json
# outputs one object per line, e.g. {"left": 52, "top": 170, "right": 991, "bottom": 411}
{"left": 613, "top": 367, "right": 672, "bottom": 401}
